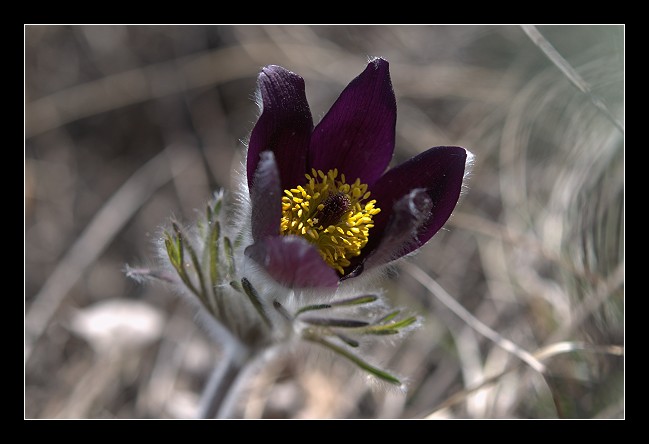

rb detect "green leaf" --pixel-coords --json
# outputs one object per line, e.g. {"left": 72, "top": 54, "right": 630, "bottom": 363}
{"left": 304, "top": 335, "right": 401, "bottom": 385}
{"left": 197, "top": 220, "right": 206, "bottom": 238}
{"left": 208, "top": 221, "right": 223, "bottom": 315}
{"left": 273, "top": 300, "right": 293, "bottom": 322}
{"left": 330, "top": 294, "right": 379, "bottom": 307}
{"left": 377, "top": 310, "right": 400, "bottom": 323}
{"left": 294, "top": 295, "right": 378, "bottom": 317}
{"left": 302, "top": 317, "right": 369, "bottom": 328}
{"left": 206, "top": 203, "right": 213, "bottom": 224}
{"left": 164, "top": 231, "right": 180, "bottom": 268}
{"left": 241, "top": 278, "right": 271, "bottom": 328}
{"left": 360, "top": 316, "right": 418, "bottom": 335}
{"left": 223, "top": 236, "right": 235, "bottom": 275}
{"left": 182, "top": 232, "right": 208, "bottom": 303}
{"left": 229, "top": 280, "right": 242, "bottom": 293}
{"left": 209, "top": 221, "right": 221, "bottom": 289}
{"left": 364, "top": 329, "right": 399, "bottom": 336}
{"left": 384, "top": 316, "right": 418, "bottom": 330}
{"left": 233, "top": 231, "right": 245, "bottom": 250}
{"left": 171, "top": 223, "right": 207, "bottom": 308}
{"left": 335, "top": 333, "right": 360, "bottom": 348}
{"left": 295, "top": 304, "right": 332, "bottom": 316}
{"left": 212, "top": 197, "right": 222, "bottom": 216}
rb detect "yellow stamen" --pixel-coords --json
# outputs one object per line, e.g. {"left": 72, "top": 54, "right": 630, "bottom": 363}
{"left": 279, "top": 169, "right": 380, "bottom": 275}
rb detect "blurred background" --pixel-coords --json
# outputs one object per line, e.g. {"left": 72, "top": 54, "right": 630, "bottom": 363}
{"left": 25, "top": 25, "right": 624, "bottom": 419}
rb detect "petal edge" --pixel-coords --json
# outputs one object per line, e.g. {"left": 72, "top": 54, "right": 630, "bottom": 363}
{"left": 367, "top": 146, "right": 467, "bottom": 260}
{"left": 250, "top": 151, "right": 282, "bottom": 242}
{"left": 308, "top": 58, "right": 396, "bottom": 186}
{"left": 247, "top": 65, "right": 313, "bottom": 191}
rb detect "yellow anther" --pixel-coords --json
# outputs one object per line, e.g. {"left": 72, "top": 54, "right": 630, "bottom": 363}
{"left": 279, "top": 169, "right": 381, "bottom": 275}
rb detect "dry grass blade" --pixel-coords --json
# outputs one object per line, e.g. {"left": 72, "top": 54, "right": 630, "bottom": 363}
{"left": 424, "top": 340, "right": 623, "bottom": 418}
{"left": 521, "top": 25, "right": 624, "bottom": 133}
{"left": 533, "top": 341, "right": 623, "bottom": 361}
{"left": 402, "top": 262, "right": 546, "bottom": 373}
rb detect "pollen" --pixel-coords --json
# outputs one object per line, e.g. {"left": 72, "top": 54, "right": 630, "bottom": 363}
{"left": 280, "top": 169, "right": 381, "bottom": 275}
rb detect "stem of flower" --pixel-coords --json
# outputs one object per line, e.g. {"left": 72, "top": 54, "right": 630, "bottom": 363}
{"left": 197, "top": 344, "right": 253, "bottom": 419}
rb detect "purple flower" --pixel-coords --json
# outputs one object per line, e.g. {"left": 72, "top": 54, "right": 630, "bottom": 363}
{"left": 245, "top": 58, "right": 468, "bottom": 289}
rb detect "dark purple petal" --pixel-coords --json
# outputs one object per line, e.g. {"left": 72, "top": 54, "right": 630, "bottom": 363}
{"left": 247, "top": 65, "right": 313, "bottom": 192}
{"left": 367, "top": 146, "right": 467, "bottom": 260}
{"left": 359, "top": 189, "right": 433, "bottom": 271}
{"left": 308, "top": 58, "right": 396, "bottom": 187}
{"left": 245, "top": 236, "right": 339, "bottom": 289}
{"left": 250, "top": 151, "right": 281, "bottom": 242}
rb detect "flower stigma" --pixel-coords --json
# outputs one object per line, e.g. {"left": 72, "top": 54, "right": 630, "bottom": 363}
{"left": 280, "top": 169, "right": 380, "bottom": 274}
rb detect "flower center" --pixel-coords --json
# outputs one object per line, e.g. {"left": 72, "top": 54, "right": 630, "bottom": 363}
{"left": 280, "top": 169, "right": 380, "bottom": 274}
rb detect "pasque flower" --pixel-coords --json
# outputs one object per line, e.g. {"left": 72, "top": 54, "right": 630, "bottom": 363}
{"left": 129, "top": 59, "right": 471, "bottom": 412}
{"left": 246, "top": 58, "right": 468, "bottom": 288}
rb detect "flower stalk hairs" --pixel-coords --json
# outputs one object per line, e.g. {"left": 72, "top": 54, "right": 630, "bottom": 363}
{"left": 129, "top": 57, "right": 471, "bottom": 418}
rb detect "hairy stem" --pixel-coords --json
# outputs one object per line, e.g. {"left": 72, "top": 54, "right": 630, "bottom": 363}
{"left": 197, "top": 345, "right": 253, "bottom": 419}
